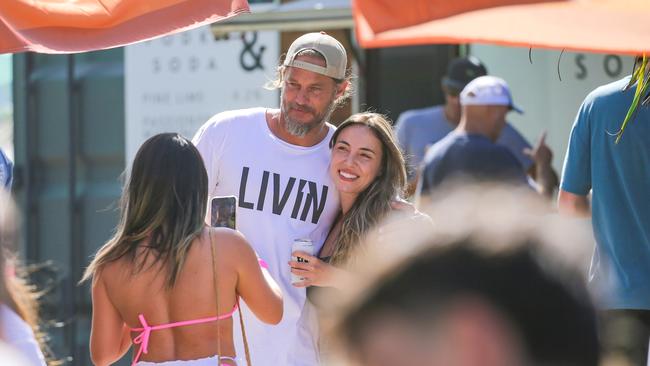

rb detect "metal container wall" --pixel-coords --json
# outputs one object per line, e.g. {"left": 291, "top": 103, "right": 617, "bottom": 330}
{"left": 365, "top": 44, "right": 457, "bottom": 122}
{"left": 13, "top": 49, "right": 127, "bottom": 365}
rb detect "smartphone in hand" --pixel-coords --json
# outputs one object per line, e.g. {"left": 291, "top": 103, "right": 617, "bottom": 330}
{"left": 210, "top": 196, "right": 237, "bottom": 230}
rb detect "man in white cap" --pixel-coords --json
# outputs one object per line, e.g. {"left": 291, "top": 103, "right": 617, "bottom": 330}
{"left": 394, "top": 57, "right": 541, "bottom": 196}
{"left": 193, "top": 32, "right": 350, "bottom": 366}
{"left": 417, "top": 76, "right": 555, "bottom": 197}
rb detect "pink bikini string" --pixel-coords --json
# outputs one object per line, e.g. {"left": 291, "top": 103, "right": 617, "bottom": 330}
{"left": 129, "top": 258, "right": 268, "bottom": 365}
{"left": 258, "top": 258, "right": 269, "bottom": 269}
{"left": 130, "top": 303, "right": 239, "bottom": 366}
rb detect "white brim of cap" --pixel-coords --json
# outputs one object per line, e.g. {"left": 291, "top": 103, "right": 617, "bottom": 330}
{"left": 461, "top": 100, "right": 524, "bottom": 114}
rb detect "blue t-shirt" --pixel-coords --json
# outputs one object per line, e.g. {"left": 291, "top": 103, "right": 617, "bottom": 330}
{"left": 0, "top": 148, "right": 12, "bottom": 189}
{"left": 561, "top": 76, "right": 650, "bottom": 310}
{"left": 419, "top": 131, "right": 528, "bottom": 194}
{"left": 395, "top": 105, "right": 533, "bottom": 179}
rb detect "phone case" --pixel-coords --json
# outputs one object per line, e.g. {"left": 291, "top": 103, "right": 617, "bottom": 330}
{"left": 210, "top": 196, "right": 237, "bottom": 230}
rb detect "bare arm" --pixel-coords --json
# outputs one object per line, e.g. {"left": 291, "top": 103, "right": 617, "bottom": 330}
{"left": 527, "top": 162, "right": 559, "bottom": 199}
{"left": 89, "top": 275, "right": 131, "bottom": 366}
{"left": 558, "top": 189, "right": 591, "bottom": 217}
{"left": 229, "top": 232, "right": 283, "bottom": 325}
{"left": 524, "top": 131, "right": 559, "bottom": 199}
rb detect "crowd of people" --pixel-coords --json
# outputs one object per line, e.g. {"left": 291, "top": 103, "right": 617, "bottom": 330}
{"left": 0, "top": 31, "right": 648, "bottom": 366}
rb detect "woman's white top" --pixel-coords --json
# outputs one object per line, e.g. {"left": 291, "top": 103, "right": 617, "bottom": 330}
{"left": 0, "top": 304, "right": 46, "bottom": 366}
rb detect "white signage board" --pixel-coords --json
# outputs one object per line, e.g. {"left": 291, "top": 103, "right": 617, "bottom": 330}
{"left": 125, "top": 27, "right": 279, "bottom": 165}
{"left": 470, "top": 45, "right": 634, "bottom": 172}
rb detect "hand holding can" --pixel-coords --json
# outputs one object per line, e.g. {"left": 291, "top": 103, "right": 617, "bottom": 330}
{"left": 290, "top": 238, "right": 314, "bottom": 285}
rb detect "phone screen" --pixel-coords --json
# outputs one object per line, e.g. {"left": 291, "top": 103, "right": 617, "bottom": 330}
{"left": 210, "top": 196, "right": 237, "bottom": 230}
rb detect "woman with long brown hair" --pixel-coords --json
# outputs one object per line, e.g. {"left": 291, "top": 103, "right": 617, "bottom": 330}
{"left": 289, "top": 112, "right": 409, "bottom": 288}
{"left": 82, "top": 133, "right": 282, "bottom": 366}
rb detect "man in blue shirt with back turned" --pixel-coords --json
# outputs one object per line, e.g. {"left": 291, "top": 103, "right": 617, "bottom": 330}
{"left": 395, "top": 57, "right": 557, "bottom": 197}
{"left": 559, "top": 60, "right": 650, "bottom": 365}
{"left": 418, "top": 76, "right": 555, "bottom": 197}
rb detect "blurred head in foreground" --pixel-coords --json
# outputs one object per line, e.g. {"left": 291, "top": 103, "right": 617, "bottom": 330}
{"left": 325, "top": 184, "right": 599, "bottom": 366}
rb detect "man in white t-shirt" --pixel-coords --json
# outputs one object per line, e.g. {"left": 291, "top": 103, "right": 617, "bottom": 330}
{"left": 192, "top": 32, "right": 350, "bottom": 366}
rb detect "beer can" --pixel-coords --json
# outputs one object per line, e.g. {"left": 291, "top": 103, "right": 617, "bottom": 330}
{"left": 291, "top": 238, "right": 314, "bottom": 285}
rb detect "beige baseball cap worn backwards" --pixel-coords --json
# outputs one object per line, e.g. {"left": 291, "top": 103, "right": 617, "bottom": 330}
{"left": 283, "top": 32, "right": 347, "bottom": 80}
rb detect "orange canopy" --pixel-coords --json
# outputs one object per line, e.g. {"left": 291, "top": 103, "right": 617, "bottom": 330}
{"left": 0, "top": 0, "right": 249, "bottom": 54}
{"left": 353, "top": 0, "right": 650, "bottom": 56}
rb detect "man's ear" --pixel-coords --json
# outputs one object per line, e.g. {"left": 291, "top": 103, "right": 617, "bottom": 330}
{"left": 335, "top": 80, "right": 349, "bottom": 99}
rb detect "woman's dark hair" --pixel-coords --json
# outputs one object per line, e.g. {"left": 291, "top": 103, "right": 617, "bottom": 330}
{"left": 82, "top": 133, "right": 208, "bottom": 288}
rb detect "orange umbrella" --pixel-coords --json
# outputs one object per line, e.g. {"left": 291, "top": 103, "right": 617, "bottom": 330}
{"left": 353, "top": 0, "right": 650, "bottom": 55}
{"left": 0, "top": 0, "right": 249, "bottom": 54}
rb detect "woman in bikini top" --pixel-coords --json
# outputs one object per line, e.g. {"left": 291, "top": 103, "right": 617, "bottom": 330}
{"left": 81, "top": 133, "right": 283, "bottom": 365}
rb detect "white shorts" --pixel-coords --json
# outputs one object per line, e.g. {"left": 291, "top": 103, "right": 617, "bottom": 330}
{"left": 135, "top": 355, "right": 239, "bottom": 366}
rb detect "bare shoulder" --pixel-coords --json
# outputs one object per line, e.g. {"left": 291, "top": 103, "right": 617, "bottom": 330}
{"left": 94, "top": 256, "right": 131, "bottom": 288}
{"left": 205, "top": 227, "right": 254, "bottom": 256}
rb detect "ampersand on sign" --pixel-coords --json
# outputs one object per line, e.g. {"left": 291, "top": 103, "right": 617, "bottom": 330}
{"left": 240, "top": 32, "right": 266, "bottom": 72}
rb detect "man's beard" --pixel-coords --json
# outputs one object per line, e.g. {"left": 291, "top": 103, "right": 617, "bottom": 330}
{"left": 281, "top": 92, "right": 337, "bottom": 137}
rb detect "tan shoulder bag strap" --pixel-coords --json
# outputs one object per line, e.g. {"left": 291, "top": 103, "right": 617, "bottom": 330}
{"left": 210, "top": 229, "right": 253, "bottom": 366}
{"left": 238, "top": 298, "right": 253, "bottom": 365}
{"left": 209, "top": 230, "right": 222, "bottom": 365}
